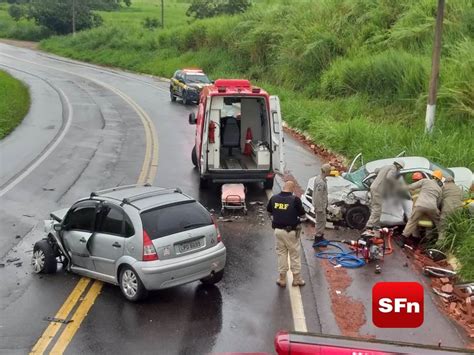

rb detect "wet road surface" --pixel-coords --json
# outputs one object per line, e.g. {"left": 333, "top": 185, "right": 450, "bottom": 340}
{"left": 0, "top": 44, "right": 321, "bottom": 354}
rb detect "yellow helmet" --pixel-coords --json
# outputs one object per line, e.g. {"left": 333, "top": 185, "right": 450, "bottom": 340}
{"left": 432, "top": 170, "right": 443, "bottom": 180}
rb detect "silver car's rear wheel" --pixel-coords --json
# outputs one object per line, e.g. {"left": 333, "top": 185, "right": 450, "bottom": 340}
{"left": 119, "top": 266, "right": 147, "bottom": 302}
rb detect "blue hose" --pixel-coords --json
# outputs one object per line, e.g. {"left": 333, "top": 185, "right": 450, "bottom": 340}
{"left": 314, "top": 241, "right": 365, "bottom": 268}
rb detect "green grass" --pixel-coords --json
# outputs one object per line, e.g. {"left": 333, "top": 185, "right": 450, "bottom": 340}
{"left": 437, "top": 209, "right": 474, "bottom": 280}
{"left": 0, "top": 70, "right": 30, "bottom": 139}
{"left": 0, "top": 3, "right": 51, "bottom": 41}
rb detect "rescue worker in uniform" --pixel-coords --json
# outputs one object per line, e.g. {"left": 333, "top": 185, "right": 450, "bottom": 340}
{"left": 365, "top": 160, "right": 405, "bottom": 229}
{"left": 439, "top": 175, "right": 463, "bottom": 240}
{"left": 267, "top": 181, "right": 306, "bottom": 288}
{"left": 312, "top": 164, "right": 333, "bottom": 247}
{"left": 401, "top": 170, "right": 443, "bottom": 244}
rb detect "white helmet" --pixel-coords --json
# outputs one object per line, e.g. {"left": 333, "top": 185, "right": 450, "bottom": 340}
{"left": 394, "top": 160, "right": 405, "bottom": 169}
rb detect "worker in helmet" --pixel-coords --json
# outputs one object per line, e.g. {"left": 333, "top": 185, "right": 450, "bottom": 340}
{"left": 312, "top": 163, "right": 333, "bottom": 246}
{"left": 439, "top": 175, "right": 463, "bottom": 240}
{"left": 365, "top": 160, "right": 405, "bottom": 229}
{"left": 400, "top": 171, "right": 443, "bottom": 244}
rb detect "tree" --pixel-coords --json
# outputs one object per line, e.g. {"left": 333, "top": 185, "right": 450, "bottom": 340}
{"left": 27, "top": 0, "right": 103, "bottom": 35}
{"left": 186, "top": 0, "right": 251, "bottom": 19}
{"left": 8, "top": 4, "right": 24, "bottom": 21}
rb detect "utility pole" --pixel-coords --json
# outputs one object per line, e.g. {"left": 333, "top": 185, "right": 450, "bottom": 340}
{"left": 72, "top": 0, "right": 76, "bottom": 37}
{"left": 161, "top": 0, "right": 164, "bottom": 28}
{"left": 425, "top": 0, "right": 445, "bottom": 134}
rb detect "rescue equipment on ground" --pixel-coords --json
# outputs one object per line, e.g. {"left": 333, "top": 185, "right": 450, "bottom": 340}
{"left": 221, "top": 183, "right": 247, "bottom": 215}
{"left": 314, "top": 241, "right": 366, "bottom": 268}
{"left": 243, "top": 127, "right": 253, "bottom": 156}
{"left": 314, "top": 228, "right": 395, "bottom": 268}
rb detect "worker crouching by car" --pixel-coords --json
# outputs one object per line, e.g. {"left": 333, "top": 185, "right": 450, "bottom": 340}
{"left": 439, "top": 175, "right": 463, "bottom": 241}
{"left": 365, "top": 160, "right": 405, "bottom": 229}
{"left": 267, "top": 181, "right": 306, "bottom": 288}
{"left": 400, "top": 171, "right": 443, "bottom": 246}
{"left": 312, "top": 164, "right": 332, "bottom": 247}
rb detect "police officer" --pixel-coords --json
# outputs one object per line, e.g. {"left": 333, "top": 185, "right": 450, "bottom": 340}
{"left": 366, "top": 160, "right": 405, "bottom": 229}
{"left": 267, "top": 181, "right": 306, "bottom": 288}
{"left": 312, "top": 164, "right": 332, "bottom": 247}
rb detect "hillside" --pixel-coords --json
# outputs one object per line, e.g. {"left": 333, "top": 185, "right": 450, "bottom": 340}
{"left": 39, "top": 0, "right": 473, "bottom": 169}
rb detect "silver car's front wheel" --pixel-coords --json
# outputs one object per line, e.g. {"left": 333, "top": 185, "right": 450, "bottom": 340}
{"left": 32, "top": 250, "right": 45, "bottom": 273}
{"left": 119, "top": 266, "right": 147, "bottom": 302}
{"left": 32, "top": 239, "right": 57, "bottom": 274}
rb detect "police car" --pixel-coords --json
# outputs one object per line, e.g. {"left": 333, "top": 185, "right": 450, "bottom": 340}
{"left": 170, "top": 69, "right": 212, "bottom": 105}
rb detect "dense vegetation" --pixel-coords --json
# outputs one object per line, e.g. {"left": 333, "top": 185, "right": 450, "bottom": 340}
{"left": 0, "top": 70, "right": 30, "bottom": 139}
{"left": 39, "top": 0, "right": 473, "bottom": 170}
{"left": 437, "top": 209, "right": 474, "bottom": 280}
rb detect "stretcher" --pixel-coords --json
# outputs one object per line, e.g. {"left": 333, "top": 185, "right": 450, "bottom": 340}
{"left": 221, "top": 183, "right": 247, "bottom": 215}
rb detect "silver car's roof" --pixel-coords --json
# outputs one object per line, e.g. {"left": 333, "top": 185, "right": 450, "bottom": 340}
{"left": 97, "top": 186, "right": 192, "bottom": 211}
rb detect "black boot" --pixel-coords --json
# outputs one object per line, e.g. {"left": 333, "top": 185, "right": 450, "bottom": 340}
{"left": 395, "top": 235, "right": 406, "bottom": 248}
{"left": 313, "top": 234, "right": 327, "bottom": 248}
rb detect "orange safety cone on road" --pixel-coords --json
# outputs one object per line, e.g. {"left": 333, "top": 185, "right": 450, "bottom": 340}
{"left": 243, "top": 127, "right": 253, "bottom": 156}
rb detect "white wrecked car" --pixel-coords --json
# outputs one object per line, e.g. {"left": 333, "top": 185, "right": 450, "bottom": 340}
{"left": 301, "top": 154, "right": 473, "bottom": 229}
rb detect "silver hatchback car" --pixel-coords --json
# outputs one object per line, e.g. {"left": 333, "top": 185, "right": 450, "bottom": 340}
{"left": 32, "top": 185, "right": 226, "bottom": 301}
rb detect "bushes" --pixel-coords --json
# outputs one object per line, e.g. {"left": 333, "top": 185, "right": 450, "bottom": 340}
{"left": 437, "top": 209, "right": 474, "bottom": 281}
{"left": 320, "top": 51, "right": 427, "bottom": 102}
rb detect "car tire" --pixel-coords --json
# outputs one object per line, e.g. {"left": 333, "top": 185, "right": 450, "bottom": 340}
{"left": 192, "top": 145, "right": 198, "bottom": 167}
{"left": 264, "top": 177, "right": 274, "bottom": 190}
{"left": 170, "top": 90, "right": 176, "bottom": 102}
{"left": 200, "top": 269, "right": 224, "bottom": 285}
{"left": 32, "top": 239, "right": 57, "bottom": 274}
{"left": 345, "top": 205, "right": 370, "bottom": 230}
{"left": 119, "top": 265, "right": 148, "bottom": 302}
{"left": 182, "top": 91, "right": 188, "bottom": 105}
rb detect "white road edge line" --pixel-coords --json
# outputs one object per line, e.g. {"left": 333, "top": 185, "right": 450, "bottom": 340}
{"left": 266, "top": 189, "right": 308, "bottom": 332}
{"left": 0, "top": 86, "right": 73, "bottom": 198}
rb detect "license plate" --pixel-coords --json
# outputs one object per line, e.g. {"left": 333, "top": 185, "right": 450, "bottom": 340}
{"left": 177, "top": 239, "right": 203, "bottom": 253}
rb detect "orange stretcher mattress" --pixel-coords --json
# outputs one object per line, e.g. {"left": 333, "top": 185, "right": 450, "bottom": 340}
{"left": 221, "top": 183, "right": 246, "bottom": 205}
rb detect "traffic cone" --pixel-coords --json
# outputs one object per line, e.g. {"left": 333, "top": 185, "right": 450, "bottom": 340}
{"left": 243, "top": 127, "right": 253, "bottom": 156}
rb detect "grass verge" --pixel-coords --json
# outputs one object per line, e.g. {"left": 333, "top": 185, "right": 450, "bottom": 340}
{"left": 0, "top": 70, "right": 30, "bottom": 139}
{"left": 437, "top": 209, "right": 474, "bottom": 281}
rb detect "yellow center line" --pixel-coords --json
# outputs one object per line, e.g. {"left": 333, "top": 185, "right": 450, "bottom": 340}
{"left": 49, "top": 280, "right": 103, "bottom": 354}
{"left": 0, "top": 53, "right": 159, "bottom": 354}
{"left": 30, "top": 278, "right": 91, "bottom": 354}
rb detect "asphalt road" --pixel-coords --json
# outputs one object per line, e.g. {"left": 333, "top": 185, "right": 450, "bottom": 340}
{"left": 0, "top": 44, "right": 320, "bottom": 354}
{"left": 0, "top": 44, "right": 470, "bottom": 354}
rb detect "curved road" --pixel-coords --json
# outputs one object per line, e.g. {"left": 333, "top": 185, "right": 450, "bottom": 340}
{"left": 0, "top": 43, "right": 320, "bottom": 354}
{"left": 0, "top": 43, "right": 469, "bottom": 354}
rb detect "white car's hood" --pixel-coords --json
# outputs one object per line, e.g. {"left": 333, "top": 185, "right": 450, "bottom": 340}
{"left": 449, "top": 167, "right": 473, "bottom": 191}
{"left": 327, "top": 175, "right": 358, "bottom": 193}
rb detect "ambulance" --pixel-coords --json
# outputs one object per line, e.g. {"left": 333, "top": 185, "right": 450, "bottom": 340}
{"left": 189, "top": 79, "right": 285, "bottom": 189}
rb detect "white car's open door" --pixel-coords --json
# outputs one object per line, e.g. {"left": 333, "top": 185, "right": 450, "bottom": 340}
{"left": 270, "top": 95, "right": 285, "bottom": 173}
{"left": 348, "top": 153, "right": 363, "bottom": 174}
